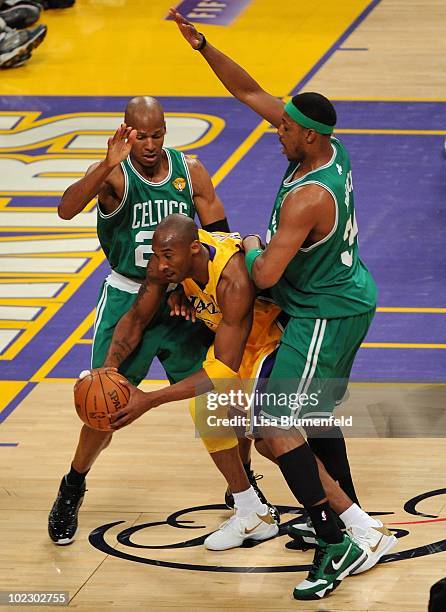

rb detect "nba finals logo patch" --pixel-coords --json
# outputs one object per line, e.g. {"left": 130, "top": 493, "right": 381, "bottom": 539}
{"left": 173, "top": 177, "right": 186, "bottom": 192}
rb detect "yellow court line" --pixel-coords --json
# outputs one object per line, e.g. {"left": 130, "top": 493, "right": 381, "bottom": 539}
{"left": 350, "top": 381, "right": 446, "bottom": 387}
{"left": 329, "top": 97, "right": 446, "bottom": 102}
{"left": 0, "top": 199, "right": 96, "bottom": 213}
{"left": 30, "top": 309, "right": 96, "bottom": 382}
{"left": 0, "top": 320, "right": 31, "bottom": 329}
{"left": 264, "top": 127, "right": 446, "bottom": 136}
{"left": 40, "top": 377, "right": 168, "bottom": 385}
{"left": 39, "top": 173, "right": 84, "bottom": 178}
{"left": 0, "top": 303, "right": 60, "bottom": 361}
{"left": 0, "top": 273, "right": 74, "bottom": 279}
{"left": 0, "top": 381, "right": 29, "bottom": 414}
{"left": 71, "top": 340, "right": 446, "bottom": 350}
{"left": 0, "top": 232, "right": 97, "bottom": 242}
{"left": 212, "top": 118, "right": 272, "bottom": 186}
{"left": 0, "top": 251, "right": 100, "bottom": 259}
{"left": 0, "top": 192, "right": 76, "bottom": 198}
{"left": 0, "top": 227, "right": 96, "bottom": 233}
{"left": 0, "top": 298, "right": 55, "bottom": 306}
{"left": 337, "top": 129, "right": 446, "bottom": 135}
{"left": 377, "top": 307, "right": 446, "bottom": 314}
{"left": 1, "top": 251, "right": 104, "bottom": 361}
{"left": 38, "top": 377, "right": 446, "bottom": 387}
{"left": 0, "top": 111, "right": 225, "bottom": 153}
{"left": 362, "top": 342, "right": 446, "bottom": 349}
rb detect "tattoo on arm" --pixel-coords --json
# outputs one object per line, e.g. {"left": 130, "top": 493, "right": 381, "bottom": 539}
{"left": 111, "top": 339, "right": 133, "bottom": 364}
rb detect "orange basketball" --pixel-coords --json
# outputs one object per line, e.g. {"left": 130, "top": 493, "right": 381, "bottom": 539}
{"left": 74, "top": 369, "right": 130, "bottom": 431}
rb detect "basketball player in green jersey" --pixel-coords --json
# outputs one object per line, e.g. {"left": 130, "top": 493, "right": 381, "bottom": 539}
{"left": 48, "top": 95, "right": 266, "bottom": 545}
{"left": 171, "top": 11, "right": 396, "bottom": 601}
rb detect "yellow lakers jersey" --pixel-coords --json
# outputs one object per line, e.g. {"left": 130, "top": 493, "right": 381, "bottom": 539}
{"left": 182, "top": 229, "right": 242, "bottom": 331}
{"left": 181, "top": 230, "right": 282, "bottom": 367}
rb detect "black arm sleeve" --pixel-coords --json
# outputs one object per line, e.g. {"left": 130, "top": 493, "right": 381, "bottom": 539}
{"left": 202, "top": 217, "right": 230, "bottom": 233}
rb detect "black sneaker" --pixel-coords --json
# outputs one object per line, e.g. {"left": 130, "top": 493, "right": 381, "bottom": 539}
{"left": 0, "top": 4, "right": 41, "bottom": 29}
{"left": 4, "top": 1, "right": 44, "bottom": 9}
{"left": 0, "top": 23, "right": 46, "bottom": 69}
{"left": 225, "top": 470, "right": 280, "bottom": 524}
{"left": 5, "top": 49, "right": 31, "bottom": 66}
{"left": 48, "top": 477, "right": 86, "bottom": 545}
{"left": 43, "top": 0, "right": 75, "bottom": 7}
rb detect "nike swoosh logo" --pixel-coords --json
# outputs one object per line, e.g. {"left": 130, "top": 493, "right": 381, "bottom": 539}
{"left": 370, "top": 535, "right": 384, "bottom": 553}
{"left": 332, "top": 543, "right": 352, "bottom": 571}
{"left": 244, "top": 521, "right": 262, "bottom": 534}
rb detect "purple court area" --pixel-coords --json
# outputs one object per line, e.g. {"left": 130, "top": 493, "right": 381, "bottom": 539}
{"left": 1, "top": 96, "right": 445, "bottom": 382}
{"left": 165, "top": 0, "right": 252, "bottom": 25}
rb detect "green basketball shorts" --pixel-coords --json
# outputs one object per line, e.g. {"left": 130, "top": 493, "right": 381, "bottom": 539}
{"left": 91, "top": 275, "right": 213, "bottom": 386}
{"left": 259, "top": 309, "right": 375, "bottom": 427}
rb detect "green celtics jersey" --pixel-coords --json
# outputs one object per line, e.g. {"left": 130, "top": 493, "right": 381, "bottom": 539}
{"left": 97, "top": 148, "right": 195, "bottom": 279}
{"left": 266, "top": 137, "right": 377, "bottom": 318}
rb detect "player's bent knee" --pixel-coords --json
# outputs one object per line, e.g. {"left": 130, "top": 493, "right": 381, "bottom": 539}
{"left": 204, "top": 436, "right": 239, "bottom": 454}
{"left": 254, "top": 437, "right": 267, "bottom": 455}
{"left": 188, "top": 399, "right": 238, "bottom": 454}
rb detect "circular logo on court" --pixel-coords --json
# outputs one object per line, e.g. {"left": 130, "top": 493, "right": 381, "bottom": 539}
{"left": 88, "top": 488, "right": 446, "bottom": 572}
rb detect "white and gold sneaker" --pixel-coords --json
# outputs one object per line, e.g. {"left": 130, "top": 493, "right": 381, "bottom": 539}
{"left": 347, "top": 523, "right": 397, "bottom": 574}
{"left": 204, "top": 509, "right": 279, "bottom": 551}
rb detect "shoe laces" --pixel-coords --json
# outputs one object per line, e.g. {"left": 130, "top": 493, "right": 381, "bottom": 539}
{"left": 248, "top": 472, "right": 266, "bottom": 499}
{"left": 308, "top": 541, "right": 329, "bottom": 580}
{"left": 53, "top": 484, "right": 85, "bottom": 515}
{"left": 248, "top": 471, "right": 263, "bottom": 484}
{"left": 217, "top": 511, "right": 240, "bottom": 532}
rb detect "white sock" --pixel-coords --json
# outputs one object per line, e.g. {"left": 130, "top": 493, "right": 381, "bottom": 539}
{"left": 233, "top": 486, "right": 267, "bottom": 518}
{"left": 340, "top": 503, "right": 381, "bottom": 529}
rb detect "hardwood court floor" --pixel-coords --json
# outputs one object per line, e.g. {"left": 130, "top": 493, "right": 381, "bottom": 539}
{"left": 1, "top": 0, "right": 445, "bottom": 609}
{"left": 0, "top": 381, "right": 445, "bottom": 611}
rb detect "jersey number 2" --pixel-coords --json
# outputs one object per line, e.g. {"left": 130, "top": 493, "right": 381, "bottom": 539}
{"left": 135, "top": 230, "right": 154, "bottom": 267}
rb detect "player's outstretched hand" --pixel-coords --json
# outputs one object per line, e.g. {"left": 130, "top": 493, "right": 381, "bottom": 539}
{"left": 167, "top": 288, "right": 196, "bottom": 322}
{"left": 169, "top": 7, "right": 204, "bottom": 50}
{"left": 109, "top": 385, "right": 153, "bottom": 430}
{"left": 105, "top": 123, "right": 137, "bottom": 169}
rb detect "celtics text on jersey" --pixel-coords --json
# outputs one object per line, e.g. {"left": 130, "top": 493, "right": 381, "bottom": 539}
{"left": 97, "top": 148, "right": 196, "bottom": 279}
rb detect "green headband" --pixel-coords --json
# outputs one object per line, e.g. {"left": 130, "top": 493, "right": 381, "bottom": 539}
{"left": 284, "top": 100, "right": 334, "bottom": 134}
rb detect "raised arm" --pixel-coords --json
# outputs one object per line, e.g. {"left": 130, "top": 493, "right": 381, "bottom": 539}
{"left": 58, "top": 124, "right": 136, "bottom": 220}
{"left": 170, "top": 8, "right": 284, "bottom": 128}
{"left": 102, "top": 259, "right": 168, "bottom": 369}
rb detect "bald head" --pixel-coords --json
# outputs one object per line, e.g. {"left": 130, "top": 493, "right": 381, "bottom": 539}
{"left": 151, "top": 215, "right": 201, "bottom": 283}
{"left": 124, "top": 96, "right": 166, "bottom": 169}
{"left": 124, "top": 96, "right": 164, "bottom": 128}
{"left": 155, "top": 214, "right": 199, "bottom": 248}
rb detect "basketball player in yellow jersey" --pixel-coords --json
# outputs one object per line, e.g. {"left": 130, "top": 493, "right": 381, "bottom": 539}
{"left": 105, "top": 214, "right": 282, "bottom": 549}
{"left": 104, "top": 215, "right": 374, "bottom": 562}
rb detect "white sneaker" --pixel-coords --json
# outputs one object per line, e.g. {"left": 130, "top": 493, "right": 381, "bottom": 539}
{"left": 346, "top": 523, "right": 397, "bottom": 574}
{"left": 204, "top": 509, "right": 279, "bottom": 551}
